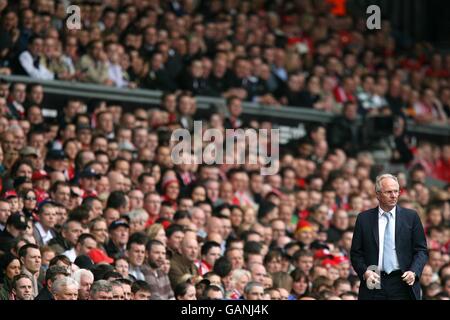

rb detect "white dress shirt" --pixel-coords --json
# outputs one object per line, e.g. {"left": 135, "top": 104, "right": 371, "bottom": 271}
{"left": 129, "top": 265, "right": 145, "bottom": 281}
{"left": 378, "top": 206, "right": 400, "bottom": 272}
{"left": 63, "top": 248, "right": 77, "bottom": 262}
{"left": 18, "top": 51, "right": 54, "bottom": 80}
{"left": 35, "top": 222, "right": 54, "bottom": 245}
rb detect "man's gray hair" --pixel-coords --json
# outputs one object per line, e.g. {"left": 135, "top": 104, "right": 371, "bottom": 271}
{"left": 128, "top": 209, "right": 149, "bottom": 222}
{"left": 243, "top": 281, "right": 264, "bottom": 295}
{"left": 375, "top": 174, "right": 399, "bottom": 192}
{"left": 52, "top": 276, "right": 79, "bottom": 294}
{"left": 90, "top": 280, "right": 113, "bottom": 296}
{"left": 231, "top": 269, "right": 251, "bottom": 287}
{"left": 72, "top": 269, "right": 94, "bottom": 285}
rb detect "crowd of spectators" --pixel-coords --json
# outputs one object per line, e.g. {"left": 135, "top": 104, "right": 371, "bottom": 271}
{"left": 0, "top": 0, "right": 449, "bottom": 301}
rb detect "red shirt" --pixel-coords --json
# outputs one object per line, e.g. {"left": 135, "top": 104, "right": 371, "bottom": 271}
{"left": 434, "top": 158, "right": 450, "bottom": 182}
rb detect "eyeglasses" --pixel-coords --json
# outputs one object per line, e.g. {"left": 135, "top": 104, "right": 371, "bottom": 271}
{"left": 24, "top": 196, "right": 36, "bottom": 201}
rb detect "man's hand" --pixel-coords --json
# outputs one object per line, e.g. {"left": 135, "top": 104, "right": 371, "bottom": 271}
{"left": 364, "top": 270, "right": 380, "bottom": 288}
{"left": 402, "top": 271, "right": 415, "bottom": 286}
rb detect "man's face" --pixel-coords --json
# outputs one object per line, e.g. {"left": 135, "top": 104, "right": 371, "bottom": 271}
{"left": 156, "top": 147, "right": 172, "bottom": 168}
{"left": 245, "top": 286, "right": 265, "bottom": 300}
{"left": 376, "top": 178, "right": 399, "bottom": 209}
{"left": 296, "top": 191, "right": 309, "bottom": 210}
{"left": 77, "top": 238, "right": 97, "bottom": 256}
{"left": 298, "top": 256, "right": 314, "bottom": 273}
{"left": 167, "top": 231, "right": 184, "bottom": 253}
{"left": 341, "top": 232, "right": 353, "bottom": 251}
{"left": 128, "top": 243, "right": 146, "bottom": 267}
{"left": 62, "top": 221, "right": 83, "bottom": 246}
{"left": 420, "top": 265, "right": 433, "bottom": 286}
{"left": 429, "top": 251, "right": 443, "bottom": 271}
{"left": 104, "top": 209, "right": 120, "bottom": 226}
{"left": 207, "top": 289, "right": 224, "bottom": 300}
{"left": 13, "top": 84, "right": 26, "bottom": 103}
{"left": 271, "top": 221, "right": 286, "bottom": 240}
{"left": 228, "top": 249, "right": 244, "bottom": 270}
{"left": 181, "top": 239, "right": 199, "bottom": 262}
{"left": 55, "top": 284, "right": 79, "bottom": 300}
{"left": 297, "top": 228, "right": 314, "bottom": 245}
{"left": 91, "top": 220, "right": 108, "bottom": 244}
{"left": 149, "top": 244, "right": 166, "bottom": 267}
{"left": 39, "top": 205, "right": 57, "bottom": 229}
{"left": 78, "top": 275, "right": 93, "bottom": 300}
{"left": 140, "top": 176, "right": 156, "bottom": 194}
{"left": 251, "top": 265, "right": 267, "bottom": 284}
{"left": 122, "top": 284, "right": 132, "bottom": 300}
{"left": 54, "top": 185, "right": 71, "bottom": 207}
{"left": 144, "top": 194, "right": 161, "bottom": 216}
{"left": 92, "top": 291, "right": 113, "bottom": 300}
{"left": 133, "top": 289, "right": 151, "bottom": 300}
{"left": 204, "top": 246, "right": 221, "bottom": 267}
{"left": 112, "top": 285, "right": 125, "bottom": 300}
{"left": 90, "top": 200, "right": 103, "bottom": 219}
{"left": 128, "top": 190, "right": 144, "bottom": 210}
{"left": 80, "top": 176, "right": 98, "bottom": 192}
{"left": 0, "top": 201, "right": 11, "bottom": 224}
{"left": 335, "top": 283, "right": 351, "bottom": 296}
{"left": 14, "top": 277, "right": 33, "bottom": 300}
{"left": 111, "top": 226, "right": 129, "bottom": 246}
{"left": 22, "top": 248, "right": 41, "bottom": 273}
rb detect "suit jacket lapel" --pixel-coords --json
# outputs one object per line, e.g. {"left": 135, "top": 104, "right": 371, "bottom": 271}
{"left": 371, "top": 208, "right": 379, "bottom": 248}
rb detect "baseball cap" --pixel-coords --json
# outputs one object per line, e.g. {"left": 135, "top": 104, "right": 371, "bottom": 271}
{"left": 3, "top": 190, "right": 18, "bottom": 199}
{"left": 76, "top": 123, "right": 92, "bottom": 132}
{"left": 108, "top": 220, "right": 130, "bottom": 231}
{"left": 87, "top": 248, "right": 114, "bottom": 264}
{"left": 32, "top": 170, "right": 50, "bottom": 181}
{"left": 19, "top": 146, "right": 39, "bottom": 157}
{"left": 6, "top": 213, "right": 28, "bottom": 230}
{"left": 321, "top": 258, "right": 339, "bottom": 268}
{"left": 47, "top": 149, "right": 67, "bottom": 160}
{"left": 74, "top": 255, "right": 95, "bottom": 270}
{"left": 314, "top": 248, "right": 334, "bottom": 260}
{"left": 79, "top": 168, "right": 100, "bottom": 179}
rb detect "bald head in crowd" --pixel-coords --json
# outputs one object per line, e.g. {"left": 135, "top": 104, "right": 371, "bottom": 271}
{"left": 108, "top": 171, "right": 125, "bottom": 192}
{"left": 181, "top": 234, "right": 199, "bottom": 263}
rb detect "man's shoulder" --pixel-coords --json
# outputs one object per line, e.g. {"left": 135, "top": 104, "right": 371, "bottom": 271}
{"left": 357, "top": 207, "right": 378, "bottom": 219}
{"left": 397, "top": 206, "right": 420, "bottom": 219}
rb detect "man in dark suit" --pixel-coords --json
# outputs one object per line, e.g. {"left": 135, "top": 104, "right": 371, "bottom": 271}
{"left": 350, "top": 174, "right": 428, "bottom": 300}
